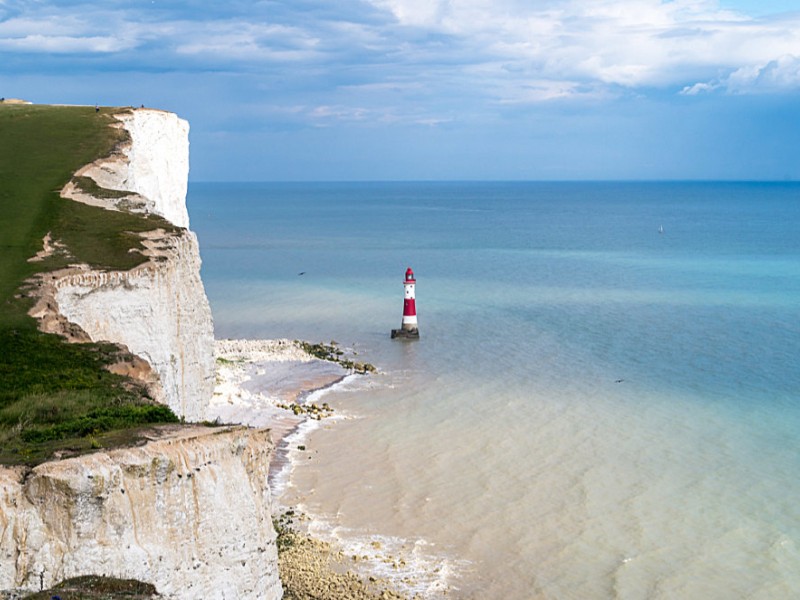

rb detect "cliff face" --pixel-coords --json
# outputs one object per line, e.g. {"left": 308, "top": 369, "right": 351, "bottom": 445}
{"left": 0, "top": 108, "right": 284, "bottom": 598}
{"left": 48, "top": 108, "right": 214, "bottom": 422}
{"left": 52, "top": 230, "right": 214, "bottom": 421}
{"left": 0, "top": 427, "right": 282, "bottom": 599}
{"left": 62, "top": 109, "right": 191, "bottom": 228}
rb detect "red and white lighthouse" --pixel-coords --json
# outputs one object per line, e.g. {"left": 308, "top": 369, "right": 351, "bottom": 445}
{"left": 391, "top": 267, "right": 420, "bottom": 339}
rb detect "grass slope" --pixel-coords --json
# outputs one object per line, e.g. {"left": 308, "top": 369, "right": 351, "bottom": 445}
{"left": 0, "top": 104, "right": 179, "bottom": 465}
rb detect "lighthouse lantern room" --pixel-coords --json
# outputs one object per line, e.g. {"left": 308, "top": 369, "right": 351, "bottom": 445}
{"left": 391, "top": 267, "right": 420, "bottom": 339}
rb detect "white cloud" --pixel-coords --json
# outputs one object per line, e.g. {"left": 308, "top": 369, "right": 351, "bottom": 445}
{"left": 368, "top": 0, "right": 448, "bottom": 28}
{"left": 0, "top": 33, "right": 133, "bottom": 53}
{"left": 339, "top": 81, "right": 424, "bottom": 93}
{"left": 175, "top": 22, "right": 321, "bottom": 62}
{"left": 725, "top": 54, "right": 800, "bottom": 92}
{"left": 366, "top": 0, "right": 800, "bottom": 98}
{"left": 0, "top": 7, "right": 326, "bottom": 64}
{"left": 294, "top": 102, "right": 452, "bottom": 128}
{"left": 0, "top": 13, "right": 143, "bottom": 53}
{"left": 681, "top": 52, "right": 800, "bottom": 95}
{"left": 3, "top": 0, "right": 800, "bottom": 110}
{"left": 310, "top": 104, "right": 370, "bottom": 121}
{"left": 499, "top": 80, "right": 615, "bottom": 103}
{"left": 680, "top": 81, "right": 720, "bottom": 95}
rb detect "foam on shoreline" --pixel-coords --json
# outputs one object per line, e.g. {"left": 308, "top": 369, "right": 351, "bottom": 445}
{"left": 270, "top": 375, "right": 359, "bottom": 499}
{"left": 209, "top": 338, "right": 348, "bottom": 488}
{"left": 290, "top": 506, "right": 471, "bottom": 599}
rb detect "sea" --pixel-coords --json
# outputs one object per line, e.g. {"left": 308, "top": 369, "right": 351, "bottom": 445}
{"left": 188, "top": 181, "right": 800, "bottom": 600}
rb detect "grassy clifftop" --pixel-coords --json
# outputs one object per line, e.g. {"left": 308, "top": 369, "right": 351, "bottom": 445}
{"left": 0, "top": 104, "right": 180, "bottom": 465}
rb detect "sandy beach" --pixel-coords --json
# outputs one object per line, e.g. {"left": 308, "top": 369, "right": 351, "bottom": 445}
{"left": 210, "top": 339, "right": 409, "bottom": 600}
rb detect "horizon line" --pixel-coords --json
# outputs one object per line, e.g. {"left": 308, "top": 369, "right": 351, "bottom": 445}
{"left": 188, "top": 178, "right": 799, "bottom": 185}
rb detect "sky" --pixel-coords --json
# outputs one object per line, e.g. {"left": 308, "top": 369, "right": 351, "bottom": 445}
{"left": 1, "top": 1, "right": 800, "bottom": 181}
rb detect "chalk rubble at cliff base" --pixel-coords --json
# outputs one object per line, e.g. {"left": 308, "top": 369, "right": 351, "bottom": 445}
{"left": 209, "top": 338, "right": 346, "bottom": 430}
{"left": 277, "top": 526, "right": 407, "bottom": 600}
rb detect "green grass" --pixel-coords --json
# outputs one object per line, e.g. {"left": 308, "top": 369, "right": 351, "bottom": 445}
{"left": 70, "top": 174, "right": 133, "bottom": 199}
{"left": 0, "top": 104, "right": 123, "bottom": 323}
{"left": 46, "top": 197, "right": 178, "bottom": 272}
{"left": 0, "top": 104, "right": 181, "bottom": 465}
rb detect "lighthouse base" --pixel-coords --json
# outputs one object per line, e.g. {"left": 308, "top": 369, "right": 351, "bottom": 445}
{"left": 391, "top": 328, "right": 419, "bottom": 340}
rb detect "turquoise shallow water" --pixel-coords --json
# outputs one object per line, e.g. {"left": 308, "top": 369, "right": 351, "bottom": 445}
{"left": 190, "top": 182, "right": 800, "bottom": 598}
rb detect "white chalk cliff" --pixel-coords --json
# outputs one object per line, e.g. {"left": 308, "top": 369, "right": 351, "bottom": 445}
{"left": 1, "top": 108, "right": 282, "bottom": 599}
{"left": 51, "top": 230, "right": 213, "bottom": 421}
{"left": 56, "top": 108, "right": 213, "bottom": 422}
{"left": 62, "top": 109, "right": 191, "bottom": 228}
{"left": 0, "top": 427, "right": 282, "bottom": 599}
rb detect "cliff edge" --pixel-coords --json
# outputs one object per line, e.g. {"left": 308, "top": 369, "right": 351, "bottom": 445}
{"left": 61, "top": 110, "right": 191, "bottom": 228}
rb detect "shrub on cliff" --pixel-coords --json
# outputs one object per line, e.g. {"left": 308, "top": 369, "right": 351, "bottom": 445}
{"left": 22, "top": 575, "right": 159, "bottom": 599}
{"left": 19, "top": 404, "right": 178, "bottom": 444}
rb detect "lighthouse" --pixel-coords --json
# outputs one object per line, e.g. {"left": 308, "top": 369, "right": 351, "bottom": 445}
{"left": 391, "top": 267, "right": 420, "bottom": 339}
